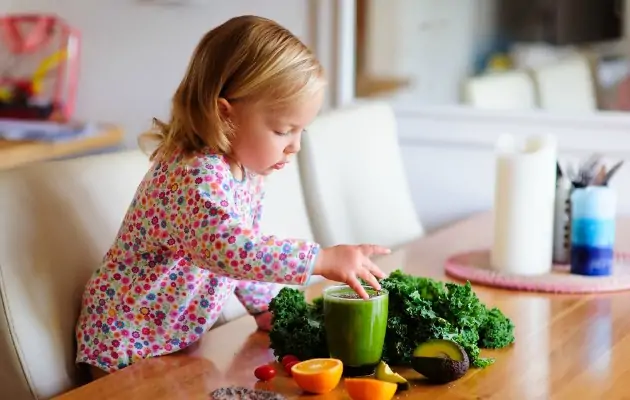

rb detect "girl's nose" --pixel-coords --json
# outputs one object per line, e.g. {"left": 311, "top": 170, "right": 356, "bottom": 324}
{"left": 285, "top": 137, "right": 301, "bottom": 154}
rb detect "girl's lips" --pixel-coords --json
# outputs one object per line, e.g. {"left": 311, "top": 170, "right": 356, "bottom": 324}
{"left": 273, "top": 162, "right": 287, "bottom": 170}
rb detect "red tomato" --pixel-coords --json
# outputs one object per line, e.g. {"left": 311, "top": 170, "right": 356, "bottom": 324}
{"left": 284, "top": 361, "right": 299, "bottom": 376}
{"left": 281, "top": 355, "right": 299, "bottom": 367}
{"left": 254, "top": 365, "right": 276, "bottom": 381}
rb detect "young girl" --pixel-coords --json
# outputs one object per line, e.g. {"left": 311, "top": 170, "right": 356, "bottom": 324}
{"left": 75, "top": 15, "right": 389, "bottom": 378}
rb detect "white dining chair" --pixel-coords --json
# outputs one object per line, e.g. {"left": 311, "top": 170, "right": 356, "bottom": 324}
{"left": 298, "top": 100, "right": 424, "bottom": 249}
{"left": 463, "top": 70, "right": 537, "bottom": 110}
{"left": 0, "top": 149, "right": 153, "bottom": 400}
{"left": 531, "top": 54, "right": 598, "bottom": 112}
{"left": 258, "top": 161, "right": 315, "bottom": 242}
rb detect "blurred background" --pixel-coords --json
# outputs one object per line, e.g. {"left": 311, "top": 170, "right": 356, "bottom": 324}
{"left": 356, "top": 0, "right": 629, "bottom": 112}
{"left": 1, "top": 0, "right": 629, "bottom": 149}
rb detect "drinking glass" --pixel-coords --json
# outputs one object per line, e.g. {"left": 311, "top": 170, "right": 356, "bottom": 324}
{"left": 323, "top": 284, "right": 389, "bottom": 376}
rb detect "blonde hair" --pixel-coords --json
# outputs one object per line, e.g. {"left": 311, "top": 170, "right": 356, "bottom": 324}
{"left": 139, "top": 15, "right": 326, "bottom": 161}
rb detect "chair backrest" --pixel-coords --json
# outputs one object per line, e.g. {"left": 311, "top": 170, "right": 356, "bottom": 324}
{"left": 531, "top": 54, "right": 598, "bottom": 112}
{"left": 463, "top": 70, "right": 537, "bottom": 110}
{"left": 259, "top": 161, "right": 315, "bottom": 241}
{"left": 298, "top": 100, "right": 424, "bottom": 249}
{"left": 0, "top": 149, "right": 152, "bottom": 399}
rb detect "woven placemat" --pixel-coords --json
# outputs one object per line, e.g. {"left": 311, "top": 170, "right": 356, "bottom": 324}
{"left": 444, "top": 250, "right": 630, "bottom": 294}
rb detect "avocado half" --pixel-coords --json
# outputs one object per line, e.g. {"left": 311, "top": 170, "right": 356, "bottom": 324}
{"left": 374, "top": 360, "right": 410, "bottom": 391}
{"left": 411, "top": 339, "right": 470, "bottom": 384}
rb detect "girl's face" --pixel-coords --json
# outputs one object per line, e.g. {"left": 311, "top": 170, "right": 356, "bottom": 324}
{"left": 220, "top": 88, "right": 324, "bottom": 176}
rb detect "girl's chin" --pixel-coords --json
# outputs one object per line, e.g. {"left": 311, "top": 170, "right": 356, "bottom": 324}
{"left": 260, "top": 164, "right": 286, "bottom": 175}
{"left": 254, "top": 168, "right": 274, "bottom": 176}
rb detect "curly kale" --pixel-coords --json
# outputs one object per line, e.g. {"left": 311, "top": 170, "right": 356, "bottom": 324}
{"left": 478, "top": 307, "right": 516, "bottom": 349}
{"left": 268, "top": 270, "right": 515, "bottom": 368}
{"left": 268, "top": 287, "right": 328, "bottom": 361}
{"left": 379, "top": 270, "right": 514, "bottom": 367}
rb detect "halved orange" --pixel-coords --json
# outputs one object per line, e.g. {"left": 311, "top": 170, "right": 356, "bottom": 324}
{"left": 290, "top": 358, "right": 343, "bottom": 394}
{"left": 344, "top": 378, "right": 397, "bottom": 400}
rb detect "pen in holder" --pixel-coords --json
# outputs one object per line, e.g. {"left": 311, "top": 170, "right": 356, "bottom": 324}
{"left": 570, "top": 186, "right": 616, "bottom": 276}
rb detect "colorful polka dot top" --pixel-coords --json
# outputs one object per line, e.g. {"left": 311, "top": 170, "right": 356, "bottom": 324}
{"left": 75, "top": 149, "right": 320, "bottom": 372}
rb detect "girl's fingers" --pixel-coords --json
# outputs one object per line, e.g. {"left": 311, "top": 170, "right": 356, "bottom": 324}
{"left": 255, "top": 311, "right": 273, "bottom": 331}
{"left": 363, "top": 258, "right": 387, "bottom": 280}
{"left": 358, "top": 267, "right": 381, "bottom": 292}
{"left": 347, "top": 275, "right": 369, "bottom": 300}
{"left": 359, "top": 244, "right": 391, "bottom": 256}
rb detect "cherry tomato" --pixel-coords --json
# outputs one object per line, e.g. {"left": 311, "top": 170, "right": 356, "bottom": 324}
{"left": 284, "top": 360, "right": 299, "bottom": 376}
{"left": 254, "top": 365, "right": 276, "bottom": 381}
{"left": 281, "top": 355, "right": 299, "bottom": 367}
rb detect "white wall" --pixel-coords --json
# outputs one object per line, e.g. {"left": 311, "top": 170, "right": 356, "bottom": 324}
{"left": 365, "top": 0, "right": 495, "bottom": 105}
{"left": 7, "top": 0, "right": 313, "bottom": 148}
{"left": 393, "top": 104, "right": 630, "bottom": 232}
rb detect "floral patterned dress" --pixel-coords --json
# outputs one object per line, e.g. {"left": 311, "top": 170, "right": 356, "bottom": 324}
{"left": 75, "top": 149, "right": 319, "bottom": 373}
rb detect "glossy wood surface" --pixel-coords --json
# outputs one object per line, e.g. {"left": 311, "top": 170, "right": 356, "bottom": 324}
{"left": 53, "top": 212, "right": 630, "bottom": 400}
{"left": 0, "top": 124, "right": 123, "bottom": 170}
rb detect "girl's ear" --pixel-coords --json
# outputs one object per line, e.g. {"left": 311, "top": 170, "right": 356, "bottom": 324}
{"left": 217, "top": 98, "right": 232, "bottom": 118}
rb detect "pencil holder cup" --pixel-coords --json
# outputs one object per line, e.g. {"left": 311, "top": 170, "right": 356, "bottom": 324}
{"left": 570, "top": 186, "right": 616, "bottom": 276}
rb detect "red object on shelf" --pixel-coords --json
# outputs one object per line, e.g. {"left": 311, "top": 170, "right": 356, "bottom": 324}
{"left": 0, "top": 14, "right": 81, "bottom": 122}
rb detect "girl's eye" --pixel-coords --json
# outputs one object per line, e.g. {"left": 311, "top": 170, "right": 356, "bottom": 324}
{"left": 274, "top": 129, "right": 307, "bottom": 137}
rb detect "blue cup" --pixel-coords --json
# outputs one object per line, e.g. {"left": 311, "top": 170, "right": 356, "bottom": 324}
{"left": 570, "top": 186, "right": 616, "bottom": 276}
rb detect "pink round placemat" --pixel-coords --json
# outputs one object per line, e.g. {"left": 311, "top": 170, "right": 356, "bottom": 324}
{"left": 444, "top": 250, "right": 630, "bottom": 294}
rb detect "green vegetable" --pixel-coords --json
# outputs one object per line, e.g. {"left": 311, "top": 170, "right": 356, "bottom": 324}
{"left": 268, "top": 270, "right": 515, "bottom": 368}
{"left": 267, "top": 287, "right": 328, "bottom": 361}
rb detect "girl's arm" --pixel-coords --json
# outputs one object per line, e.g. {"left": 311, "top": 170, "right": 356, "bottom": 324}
{"left": 233, "top": 189, "right": 289, "bottom": 316}
{"left": 173, "top": 155, "right": 319, "bottom": 286}
{"left": 233, "top": 280, "right": 281, "bottom": 315}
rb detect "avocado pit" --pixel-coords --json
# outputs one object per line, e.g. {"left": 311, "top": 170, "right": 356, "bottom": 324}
{"left": 411, "top": 339, "right": 470, "bottom": 384}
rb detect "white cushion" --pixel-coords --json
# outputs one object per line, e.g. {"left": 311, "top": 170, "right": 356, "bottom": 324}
{"left": 298, "top": 100, "right": 424, "bottom": 249}
{"left": 0, "top": 150, "right": 151, "bottom": 399}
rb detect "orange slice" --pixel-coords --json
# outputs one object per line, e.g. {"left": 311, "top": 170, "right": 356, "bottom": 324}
{"left": 345, "top": 378, "right": 397, "bottom": 400}
{"left": 290, "top": 358, "right": 343, "bottom": 394}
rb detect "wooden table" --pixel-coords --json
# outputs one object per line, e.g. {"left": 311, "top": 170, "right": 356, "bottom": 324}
{"left": 0, "top": 124, "right": 124, "bottom": 171}
{"left": 53, "top": 213, "right": 630, "bottom": 399}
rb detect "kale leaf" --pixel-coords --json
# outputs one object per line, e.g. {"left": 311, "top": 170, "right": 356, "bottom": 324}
{"left": 268, "top": 270, "right": 515, "bottom": 368}
{"left": 268, "top": 286, "right": 328, "bottom": 361}
{"left": 478, "top": 307, "right": 516, "bottom": 349}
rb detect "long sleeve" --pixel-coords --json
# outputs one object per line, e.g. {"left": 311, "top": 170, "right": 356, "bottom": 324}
{"left": 172, "top": 154, "right": 319, "bottom": 286}
{"left": 233, "top": 280, "right": 282, "bottom": 314}
{"left": 233, "top": 186, "right": 286, "bottom": 314}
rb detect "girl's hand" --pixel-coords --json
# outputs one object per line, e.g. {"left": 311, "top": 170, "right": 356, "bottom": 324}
{"left": 313, "top": 244, "right": 390, "bottom": 299}
{"left": 254, "top": 311, "right": 273, "bottom": 332}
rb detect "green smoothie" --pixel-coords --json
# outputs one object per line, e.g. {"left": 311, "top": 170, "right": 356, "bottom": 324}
{"left": 323, "top": 285, "right": 389, "bottom": 376}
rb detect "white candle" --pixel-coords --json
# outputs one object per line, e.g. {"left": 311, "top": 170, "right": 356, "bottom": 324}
{"left": 490, "top": 134, "right": 558, "bottom": 275}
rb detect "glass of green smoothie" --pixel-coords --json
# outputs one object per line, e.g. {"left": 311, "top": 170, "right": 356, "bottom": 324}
{"left": 323, "top": 284, "right": 389, "bottom": 376}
